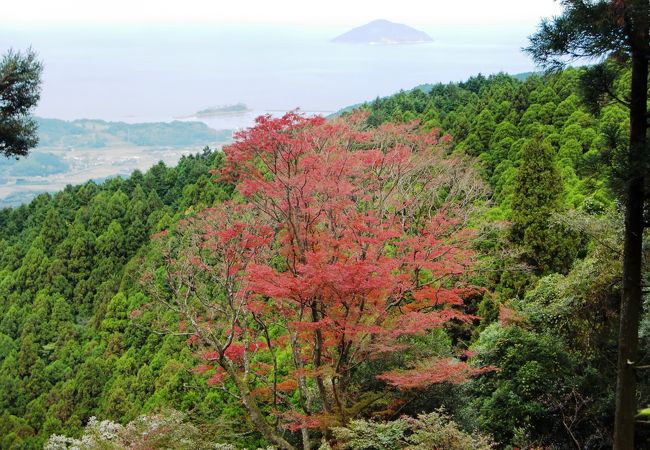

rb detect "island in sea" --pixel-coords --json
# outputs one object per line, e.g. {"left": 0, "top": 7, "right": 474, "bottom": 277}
{"left": 176, "top": 103, "right": 252, "bottom": 119}
{"left": 332, "top": 19, "right": 433, "bottom": 45}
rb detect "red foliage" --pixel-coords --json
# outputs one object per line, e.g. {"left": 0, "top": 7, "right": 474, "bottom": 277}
{"left": 224, "top": 343, "right": 246, "bottom": 361}
{"left": 192, "top": 364, "right": 212, "bottom": 375}
{"left": 498, "top": 303, "right": 525, "bottom": 326}
{"left": 377, "top": 358, "right": 494, "bottom": 389}
{"left": 160, "top": 111, "right": 485, "bottom": 431}
{"left": 280, "top": 410, "right": 324, "bottom": 432}
{"left": 207, "top": 368, "right": 226, "bottom": 385}
{"left": 276, "top": 379, "right": 299, "bottom": 392}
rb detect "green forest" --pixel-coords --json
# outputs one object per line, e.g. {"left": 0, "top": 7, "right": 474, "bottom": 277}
{"left": 0, "top": 61, "right": 647, "bottom": 449}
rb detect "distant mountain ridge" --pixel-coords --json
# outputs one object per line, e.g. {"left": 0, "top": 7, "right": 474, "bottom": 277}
{"left": 36, "top": 117, "right": 230, "bottom": 148}
{"left": 332, "top": 19, "right": 433, "bottom": 44}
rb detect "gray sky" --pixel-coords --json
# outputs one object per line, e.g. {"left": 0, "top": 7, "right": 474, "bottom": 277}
{"left": 2, "top": 0, "right": 562, "bottom": 27}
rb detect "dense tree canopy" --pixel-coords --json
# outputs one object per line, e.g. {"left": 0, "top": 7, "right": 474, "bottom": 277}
{"left": 357, "top": 65, "right": 646, "bottom": 448}
{"left": 0, "top": 149, "right": 243, "bottom": 448}
{"left": 0, "top": 63, "right": 644, "bottom": 450}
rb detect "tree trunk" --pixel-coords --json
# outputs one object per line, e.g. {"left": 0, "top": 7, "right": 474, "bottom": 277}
{"left": 613, "top": 44, "right": 648, "bottom": 450}
{"left": 226, "top": 363, "right": 298, "bottom": 450}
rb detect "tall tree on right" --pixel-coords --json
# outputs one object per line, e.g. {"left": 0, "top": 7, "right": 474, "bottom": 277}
{"left": 525, "top": 1, "right": 648, "bottom": 448}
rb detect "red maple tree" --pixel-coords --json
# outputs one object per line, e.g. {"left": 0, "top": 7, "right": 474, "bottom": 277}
{"left": 150, "top": 111, "right": 487, "bottom": 450}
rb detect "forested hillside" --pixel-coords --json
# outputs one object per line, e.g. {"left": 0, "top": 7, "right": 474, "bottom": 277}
{"left": 0, "top": 65, "right": 648, "bottom": 449}
{"left": 358, "top": 65, "right": 648, "bottom": 448}
{"left": 0, "top": 149, "right": 243, "bottom": 448}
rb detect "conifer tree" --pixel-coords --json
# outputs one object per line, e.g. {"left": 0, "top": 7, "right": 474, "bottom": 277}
{"left": 511, "top": 138, "right": 577, "bottom": 274}
{"left": 0, "top": 48, "right": 43, "bottom": 157}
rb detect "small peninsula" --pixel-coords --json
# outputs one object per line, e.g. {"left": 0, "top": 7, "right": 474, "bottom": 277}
{"left": 332, "top": 19, "right": 433, "bottom": 44}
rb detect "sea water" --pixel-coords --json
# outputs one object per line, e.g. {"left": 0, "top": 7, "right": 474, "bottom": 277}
{"left": 1, "top": 23, "right": 541, "bottom": 129}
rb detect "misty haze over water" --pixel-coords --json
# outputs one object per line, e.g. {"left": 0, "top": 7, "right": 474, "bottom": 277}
{"left": 3, "top": 24, "right": 540, "bottom": 128}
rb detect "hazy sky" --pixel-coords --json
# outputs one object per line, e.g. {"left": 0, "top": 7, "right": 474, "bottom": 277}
{"left": 1, "top": 0, "right": 565, "bottom": 121}
{"left": 3, "top": 0, "right": 562, "bottom": 27}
